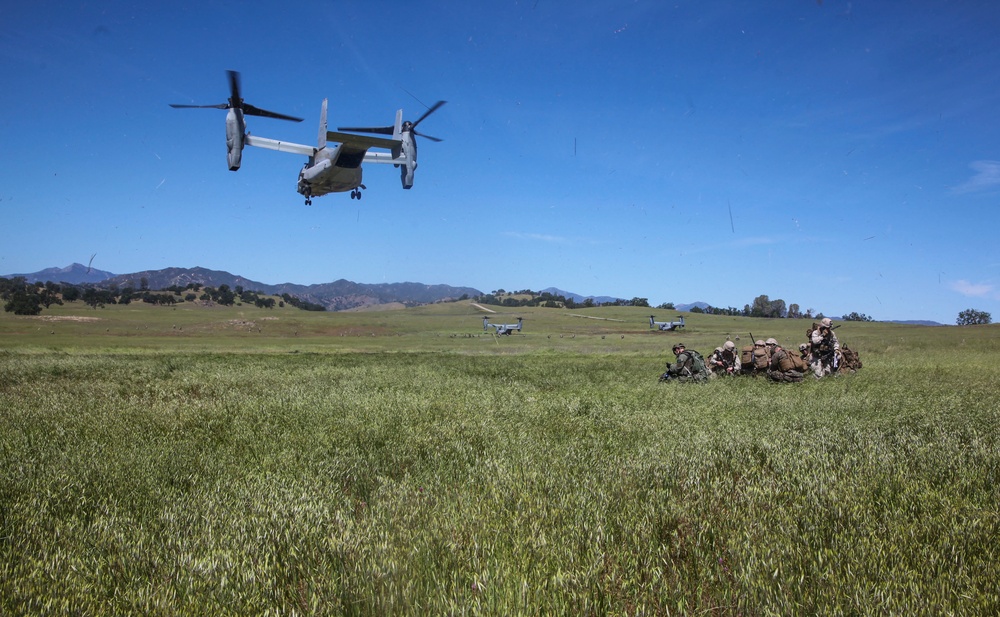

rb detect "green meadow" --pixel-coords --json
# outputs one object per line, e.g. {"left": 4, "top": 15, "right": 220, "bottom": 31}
{"left": 2, "top": 300, "right": 998, "bottom": 615}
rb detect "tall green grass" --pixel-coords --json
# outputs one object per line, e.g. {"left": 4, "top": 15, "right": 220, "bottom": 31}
{"left": 2, "top": 305, "right": 999, "bottom": 614}
{"left": 2, "top": 345, "right": 998, "bottom": 615}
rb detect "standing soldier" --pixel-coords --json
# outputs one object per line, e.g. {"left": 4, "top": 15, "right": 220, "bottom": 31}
{"left": 809, "top": 317, "right": 840, "bottom": 378}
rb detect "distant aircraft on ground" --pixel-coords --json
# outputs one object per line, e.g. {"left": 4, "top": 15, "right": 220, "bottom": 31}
{"left": 484, "top": 317, "right": 523, "bottom": 335}
{"left": 649, "top": 315, "right": 685, "bottom": 331}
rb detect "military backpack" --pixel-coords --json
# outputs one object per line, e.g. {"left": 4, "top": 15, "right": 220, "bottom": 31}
{"left": 839, "top": 345, "right": 862, "bottom": 371}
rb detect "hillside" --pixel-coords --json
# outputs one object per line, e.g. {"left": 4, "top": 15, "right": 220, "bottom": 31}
{"left": 5, "top": 262, "right": 115, "bottom": 285}
{"left": 6, "top": 264, "right": 481, "bottom": 312}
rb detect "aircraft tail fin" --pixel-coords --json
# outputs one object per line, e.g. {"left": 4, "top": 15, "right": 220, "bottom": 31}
{"left": 317, "top": 99, "right": 328, "bottom": 150}
{"left": 389, "top": 110, "right": 403, "bottom": 159}
{"left": 392, "top": 110, "right": 403, "bottom": 141}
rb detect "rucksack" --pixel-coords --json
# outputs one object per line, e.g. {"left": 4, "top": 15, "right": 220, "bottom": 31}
{"left": 786, "top": 349, "right": 808, "bottom": 372}
{"left": 688, "top": 350, "right": 708, "bottom": 375}
{"left": 753, "top": 348, "right": 769, "bottom": 370}
{"left": 741, "top": 345, "right": 769, "bottom": 371}
{"left": 839, "top": 346, "right": 862, "bottom": 371}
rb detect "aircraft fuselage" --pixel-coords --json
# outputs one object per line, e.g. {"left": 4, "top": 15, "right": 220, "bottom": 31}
{"left": 297, "top": 144, "right": 363, "bottom": 197}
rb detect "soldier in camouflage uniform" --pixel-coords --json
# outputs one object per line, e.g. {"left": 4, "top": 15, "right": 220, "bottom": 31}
{"left": 798, "top": 343, "right": 811, "bottom": 365}
{"left": 708, "top": 341, "right": 740, "bottom": 376}
{"left": 706, "top": 347, "right": 725, "bottom": 377}
{"left": 765, "top": 338, "right": 805, "bottom": 383}
{"left": 809, "top": 317, "right": 840, "bottom": 378}
{"left": 660, "top": 343, "right": 710, "bottom": 382}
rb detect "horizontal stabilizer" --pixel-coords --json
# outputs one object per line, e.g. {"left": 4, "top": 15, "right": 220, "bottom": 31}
{"left": 327, "top": 131, "right": 401, "bottom": 155}
{"left": 362, "top": 151, "right": 404, "bottom": 164}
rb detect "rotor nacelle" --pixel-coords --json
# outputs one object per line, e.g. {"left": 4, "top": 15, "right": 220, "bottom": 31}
{"left": 399, "top": 131, "right": 417, "bottom": 189}
{"left": 225, "top": 108, "right": 245, "bottom": 171}
{"left": 340, "top": 103, "right": 443, "bottom": 191}
{"left": 169, "top": 70, "right": 302, "bottom": 173}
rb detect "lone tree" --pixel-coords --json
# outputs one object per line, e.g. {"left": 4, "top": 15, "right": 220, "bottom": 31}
{"left": 957, "top": 309, "right": 992, "bottom": 326}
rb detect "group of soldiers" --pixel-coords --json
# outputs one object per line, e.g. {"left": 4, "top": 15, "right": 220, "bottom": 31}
{"left": 659, "top": 317, "right": 856, "bottom": 383}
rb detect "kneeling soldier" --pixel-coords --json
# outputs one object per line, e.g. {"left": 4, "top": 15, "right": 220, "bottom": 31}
{"left": 660, "top": 343, "right": 710, "bottom": 382}
{"left": 765, "top": 338, "right": 804, "bottom": 383}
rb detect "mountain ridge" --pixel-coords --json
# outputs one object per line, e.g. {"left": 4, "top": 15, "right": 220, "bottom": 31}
{"left": 4, "top": 264, "right": 481, "bottom": 312}
{"left": 2, "top": 264, "right": 944, "bottom": 323}
{"left": 5, "top": 262, "right": 116, "bottom": 285}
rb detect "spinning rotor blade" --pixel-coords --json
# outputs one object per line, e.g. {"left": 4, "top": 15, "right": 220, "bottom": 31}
{"left": 410, "top": 100, "right": 446, "bottom": 141}
{"left": 169, "top": 70, "right": 303, "bottom": 122}
{"left": 413, "top": 131, "right": 443, "bottom": 143}
{"left": 242, "top": 103, "right": 304, "bottom": 122}
{"left": 412, "top": 100, "right": 446, "bottom": 130}
{"left": 339, "top": 100, "right": 447, "bottom": 140}
{"left": 169, "top": 103, "right": 229, "bottom": 110}
{"left": 227, "top": 69, "right": 242, "bottom": 107}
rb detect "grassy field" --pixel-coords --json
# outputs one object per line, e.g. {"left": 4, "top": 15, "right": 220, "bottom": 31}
{"left": 2, "top": 300, "right": 998, "bottom": 614}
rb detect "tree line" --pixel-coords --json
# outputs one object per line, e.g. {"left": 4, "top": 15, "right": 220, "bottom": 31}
{"left": 470, "top": 290, "right": 994, "bottom": 325}
{"left": 0, "top": 278, "right": 326, "bottom": 315}
{"left": 471, "top": 290, "right": 652, "bottom": 309}
{"left": 5, "top": 277, "right": 991, "bottom": 324}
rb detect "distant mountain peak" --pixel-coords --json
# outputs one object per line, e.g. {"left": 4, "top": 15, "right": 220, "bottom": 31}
{"left": 540, "top": 287, "right": 622, "bottom": 304}
{"left": 675, "top": 301, "right": 710, "bottom": 312}
{"left": 4, "top": 263, "right": 116, "bottom": 285}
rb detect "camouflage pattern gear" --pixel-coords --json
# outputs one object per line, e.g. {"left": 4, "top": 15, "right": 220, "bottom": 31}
{"left": 768, "top": 368, "right": 805, "bottom": 383}
{"left": 810, "top": 325, "right": 840, "bottom": 378}
{"left": 838, "top": 345, "right": 863, "bottom": 372}
{"left": 662, "top": 349, "right": 710, "bottom": 382}
{"left": 741, "top": 344, "right": 769, "bottom": 375}
{"left": 768, "top": 345, "right": 805, "bottom": 382}
{"left": 707, "top": 345, "right": 740, "bottom": 376}
{"left": 721, "top": 347, "right": 740, "bottom": 373}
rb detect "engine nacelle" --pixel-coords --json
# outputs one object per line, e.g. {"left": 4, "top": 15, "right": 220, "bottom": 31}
{"left": 399, "top": 133, "right": 417, "bottom": 189}
{"left": 225, "top": 108, "right": 245, "bottom": 171}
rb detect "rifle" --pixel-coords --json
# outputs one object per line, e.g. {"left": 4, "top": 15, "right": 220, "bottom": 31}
{"left": 746, "top": 332, "right": 757, "bottom": 373}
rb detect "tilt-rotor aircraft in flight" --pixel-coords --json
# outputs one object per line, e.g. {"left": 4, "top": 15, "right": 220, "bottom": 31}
{"left": 170, "top": 71, "right": 444, "bottom": 204}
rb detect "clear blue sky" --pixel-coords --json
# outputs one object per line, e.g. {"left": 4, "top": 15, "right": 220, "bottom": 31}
{"left": 3, "top": 1, "right": 999, "bottom": 323}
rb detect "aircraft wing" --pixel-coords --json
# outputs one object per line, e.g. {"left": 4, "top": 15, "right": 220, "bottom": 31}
{"left": 362, "top": 151, "right": 402, "bottom": 164}
{"left": 244, "top": 135, "right": 315, "bottom": 157}
{"left": 327, "top": 132, "right": 402, "bottom": 159}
